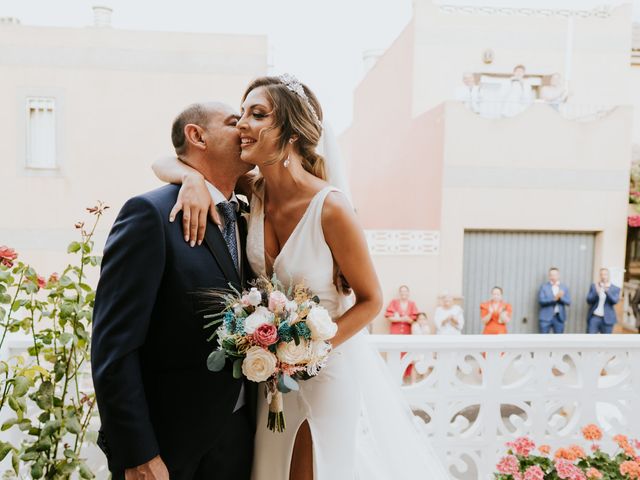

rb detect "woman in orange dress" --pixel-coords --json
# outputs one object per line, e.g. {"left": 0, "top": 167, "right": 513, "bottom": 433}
{"left": 481, "top": 286, "right": 512, "bottom": 334}
{"left": 385, "top": 285, "right": 419, "bottom": 334}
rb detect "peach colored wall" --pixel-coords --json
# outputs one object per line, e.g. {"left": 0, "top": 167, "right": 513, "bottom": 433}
{"left": 0, "top": 24, "right": 267, "bottom": 280}
{"left": 344, "top": 21, "right": 443, "bottom": 231}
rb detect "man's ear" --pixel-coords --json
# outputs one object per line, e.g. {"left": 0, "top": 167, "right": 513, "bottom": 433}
{"left": 184, "top": 124, "right": 207, "bottom": 151}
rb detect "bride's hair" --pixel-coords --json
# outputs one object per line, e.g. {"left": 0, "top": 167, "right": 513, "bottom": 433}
{"left": 242, "top": 76, "right": 327, "bottom": 181}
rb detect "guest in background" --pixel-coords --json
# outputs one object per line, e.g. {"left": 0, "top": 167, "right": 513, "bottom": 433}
{"left": 586, "top": 268, "right": 620, "bottom": 334}
{"left": 502, "top": 64, "right": 533, "bottom": 117}
{"left": 538, "top": 267, "right": 571, "bottom": 334}
{"left": 540, "top": 72, "right": 568, "bottom": 110}
{"left": 481, "top": 286, "right": 512, "bottom": 335}
{"left": 385, "top": 285, "right": 419, "bottom": 335}
{"left": 408, "top": 312, "right": 434, "bottom": 384}
{"left": 412, "top": 312, "right": 434, "bottom": 335}
{"left": 455, "top": 72, "right": 480, "bottom": 112}
{"left": 434, "top": 294, "right": 464, "bottom": 335}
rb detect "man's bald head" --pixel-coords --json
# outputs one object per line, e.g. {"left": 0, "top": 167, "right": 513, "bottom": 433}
{"left": 171, "top": 102, "right": 232, "bottom": 156}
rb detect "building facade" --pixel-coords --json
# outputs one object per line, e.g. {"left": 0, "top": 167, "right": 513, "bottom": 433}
{"left": 0, "top": 14, "right": 268, "bottom": 283}
{"left": 341, "top": 0, "right": 636, "bottom": 333}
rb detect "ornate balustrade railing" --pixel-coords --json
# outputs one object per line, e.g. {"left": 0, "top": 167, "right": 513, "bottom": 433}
{"left": 368, "top": 334, "right": 640, "bottom": 480}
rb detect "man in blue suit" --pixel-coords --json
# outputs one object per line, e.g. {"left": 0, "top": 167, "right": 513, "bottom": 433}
{"left": 586, "top": 268, "right": 620, "bottom": 334}
{"left": 538, "top": 267, "right": 571, "bottom": 333}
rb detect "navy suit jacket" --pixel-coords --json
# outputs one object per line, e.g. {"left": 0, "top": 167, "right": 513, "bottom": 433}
{"left": 91, "top": 185, "right": 254, "bottom": 473}
{"left": 538, "top": 282, "right": 571, "bottom": 322}
{"left": 586, "top": 283, "right": 620, "bottom": 326}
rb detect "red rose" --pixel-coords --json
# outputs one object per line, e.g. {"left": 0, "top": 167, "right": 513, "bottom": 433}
{"left": 253, "top": 323, "right": 278, "bottom": 347}
{"left": 36, "top": 275, "right": 46, "bottom": 289}
{"left": 0, "top": 246, "right": 18, "bottom": 268}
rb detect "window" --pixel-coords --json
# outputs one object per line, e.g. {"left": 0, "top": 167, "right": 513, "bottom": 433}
{"left": 25, "top": 97, "right": 56, "bottom": 169}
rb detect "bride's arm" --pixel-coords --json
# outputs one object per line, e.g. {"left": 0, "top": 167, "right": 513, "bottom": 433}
{"left": 152, "top": 156, "right": 218, "bottom": 247}
{"left": 322, "top": 192, "right": 383, "bottom": 347}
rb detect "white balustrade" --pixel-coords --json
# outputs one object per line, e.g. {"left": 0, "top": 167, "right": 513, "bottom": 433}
{"left": 369, "top": 334, "right": 640, "bottom": 480}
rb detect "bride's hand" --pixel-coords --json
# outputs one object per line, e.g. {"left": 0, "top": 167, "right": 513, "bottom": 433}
{"left": 169, "top": 172, "right": 220, "bottom": 246}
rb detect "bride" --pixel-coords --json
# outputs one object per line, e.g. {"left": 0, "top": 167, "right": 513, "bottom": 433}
{"left": 153, "top": 74, "right": 449, "bottom": 480}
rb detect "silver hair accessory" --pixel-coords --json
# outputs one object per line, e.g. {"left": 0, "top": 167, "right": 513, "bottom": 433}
{"left": 278, "top": 73, "right": 321, "bottom": 125}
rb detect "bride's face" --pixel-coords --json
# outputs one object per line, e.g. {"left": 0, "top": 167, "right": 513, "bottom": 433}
{"left": 237, "top": 87, "right": 282, "bottom": 166}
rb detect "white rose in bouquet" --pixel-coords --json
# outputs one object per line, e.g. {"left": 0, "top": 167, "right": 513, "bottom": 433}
{"left": 285, "top": 300, "right": 298, "bottom": 314}
{"left": 276, "top": 340, "right": 310, "bottom": 365}
{"left": 242, "top": 346, "right": 277, "bottom": 382}
{"left": 247, "top": 287, "right": 263, "bottom": 307}
{"left": 306, "top": 306, "right": 337, "bottom": 341}
{"left": 244, "top": 306, "right": 274, "bottom": 334}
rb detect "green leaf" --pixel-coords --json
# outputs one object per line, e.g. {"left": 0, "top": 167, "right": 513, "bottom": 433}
{"left": 232, "top": 359, "right": 243, "bottom": 379}
{"left": 12, "top": 375, "right": 30, "bottom": 397}
{"left": 7, "top": 395, "right": 21, "bottom": 412}
{"left": 277, "top": 374, "right": 299, "bottom": 394}
{"left": 12, "top": 451, "right": 19, "bottom": 475}
{"left": 34, "top": 436, "right": 52, "bottom": 451}
{"left": 0, "top": 441, "right": 12, "bottom": 462}
{"left": 42, "top": 419, "right": 62, "bottom": 437}
{"left": 79, "top": 461, "right": 94, "bottom": 479}
{"left": 0, "top": 271, "right": 11, "bottom": 282}
{"left": 31, "top": 462, "right": 43, "bottom": 479}
{"left": 65, "top": 416, "right": 82, "bottom": 435}
{"left": 206, "top": 350, "right": 226, "bottom": 372}
{"left": 58, "top": 333, "right": 73, "bottom": 345}
{"left": 67, "top": 242, "right": 82, "bottom": 254}
{"left": 1, "top": 419, "right": 18, "bottom": 431}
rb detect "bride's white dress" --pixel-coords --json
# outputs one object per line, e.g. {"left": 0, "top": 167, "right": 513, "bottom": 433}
{"left": 247, "top": 185, "right": 449, "bottom": 480}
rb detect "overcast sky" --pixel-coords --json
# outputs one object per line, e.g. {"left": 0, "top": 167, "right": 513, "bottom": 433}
{"left": 1, "top": 0, "right": 638, "bottom": 133}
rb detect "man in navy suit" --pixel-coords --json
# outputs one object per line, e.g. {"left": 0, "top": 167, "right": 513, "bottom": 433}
{"left": 586, "top": 268, "right": 620, "bottom": 334}
{"left": 91, "top": 103, "right": 255, "bottom": 480}
{"left": 538, "top": 267, "right": 571, "bottom": 334}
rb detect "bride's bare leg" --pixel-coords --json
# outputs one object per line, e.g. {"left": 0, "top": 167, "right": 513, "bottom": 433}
{"left": 289, "top": 420, "right": 313, "bottom": 480}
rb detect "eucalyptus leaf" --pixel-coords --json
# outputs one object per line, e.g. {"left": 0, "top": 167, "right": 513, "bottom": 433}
{"left": 67, "top": 242, "right": 82, "bottom": 254}
{"left": 206, "top": 350, "right": 226, "bottom": 372}
{"left": 65, "top": 416, "right": 82, "bottom": 435}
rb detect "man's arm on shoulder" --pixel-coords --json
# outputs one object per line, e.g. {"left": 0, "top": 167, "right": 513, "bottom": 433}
{"left": 91, "top": 195, "right": 166, "bottom": 470}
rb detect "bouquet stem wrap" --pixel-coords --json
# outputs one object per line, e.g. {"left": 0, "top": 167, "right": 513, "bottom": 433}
{"left": 267, "top": 389, "right": 285, "bottom": 433}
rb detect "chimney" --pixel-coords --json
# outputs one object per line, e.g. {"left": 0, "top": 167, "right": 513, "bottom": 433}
{"left": 92, "top": 6, "right": 113, "bottom": 28}
{"left": 0, "top": 17, "right": 21, "bottom": 26}
{"left": 362, "top": 49, "right": 384, "bottom": 73}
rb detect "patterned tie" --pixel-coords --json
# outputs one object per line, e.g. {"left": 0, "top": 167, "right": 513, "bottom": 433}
{"left": 216, "top": 201, "right": 239, "bottom": 272}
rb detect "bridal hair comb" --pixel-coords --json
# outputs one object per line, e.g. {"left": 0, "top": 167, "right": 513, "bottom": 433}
{"left": 278, "top": 73, "right": 321, "bottom": 125}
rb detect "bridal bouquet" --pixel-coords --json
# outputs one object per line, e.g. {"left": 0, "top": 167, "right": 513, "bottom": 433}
{"left": 205, "top": 276, "right": 337, "bottom": 432}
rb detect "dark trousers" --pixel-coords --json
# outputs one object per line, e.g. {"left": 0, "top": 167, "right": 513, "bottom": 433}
{"left": 588, "top": 315, "right": 614, "bottom": 334}
{"left": 111, "top": 406, "right": 254, "bottom": 480}
{"left": 540, "top": 313, "right": 565, "bottom": 334}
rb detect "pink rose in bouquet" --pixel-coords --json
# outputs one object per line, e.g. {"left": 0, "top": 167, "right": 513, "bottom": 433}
{"left": 253, "top": 323, "right": 278, "bottom": 347}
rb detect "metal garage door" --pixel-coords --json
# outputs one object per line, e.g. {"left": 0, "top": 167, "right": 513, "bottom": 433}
{"left": 462, "top": 231, "right": 595, "bottom": 334}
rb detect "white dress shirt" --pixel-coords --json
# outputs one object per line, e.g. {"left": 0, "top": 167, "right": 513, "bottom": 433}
{"left": 205, "top": 181, "right": 245, "bottom": 412}
{"left": 434, "top": 305, "right": 464, "bottom": 335}
{"left": 594, "top": 284, "right": 608, "bottom": 317}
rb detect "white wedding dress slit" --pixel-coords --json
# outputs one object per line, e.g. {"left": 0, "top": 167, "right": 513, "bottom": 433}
{"left": 247, "top": 184, "right": 449, "bottom": 480}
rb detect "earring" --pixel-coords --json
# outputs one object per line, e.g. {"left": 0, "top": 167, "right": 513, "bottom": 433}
{"left": 289, "top": 138, "right": 294, "bottom": 144}
{"left": 283, "top": 157, "right": 290, "bottom": 168}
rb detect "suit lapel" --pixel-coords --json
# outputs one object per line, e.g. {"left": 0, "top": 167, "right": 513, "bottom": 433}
{"left": 203, "top": 220, "right": 241, "bottom": 289}
{"left": 236, "top": 210, "right": 252, "bottom": 287}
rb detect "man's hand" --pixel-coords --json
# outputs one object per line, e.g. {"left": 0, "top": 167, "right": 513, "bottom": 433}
{"left": 125, "top": 456, "right": 170, "bottom": 480}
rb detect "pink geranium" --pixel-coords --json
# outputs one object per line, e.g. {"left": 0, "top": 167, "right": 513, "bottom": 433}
{"left": 555, "top": 459, "right": 586, "bottom": 480}
{"left": 496, "top": 454, "right": 519, "bottom": 475}
{"left": 524, "top": 465, "right": 544, "bottom": 480}
{"left": 586, "top": 468, "right": 602, "bottom": 479}
{"left": 508, "top": 436, "right": 536, "bottom": 457}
